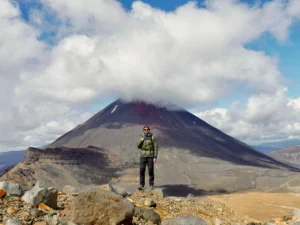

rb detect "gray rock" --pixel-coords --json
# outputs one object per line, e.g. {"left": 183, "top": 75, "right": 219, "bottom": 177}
{"left": 59, "top": 220, "right": 77, "bottom": 225}
{"left": 0, "top": 182, "right": 24, "bottom": 196}
{"left": 22, "top": 187, "right": 47, "bottom": 206}
{"left": 29, "top": 208, "right": 42, "bottom": 217}
{"left": 63, "top": 185, "right": 79, "bottom": 196}
{"left": 34, "top": 181, "right": 49, "bottom": 189}
{"left": 43, "top": 187, "right": 58, "bottom": 209}
{"left": 187, "top": 193, "right": 194, "bottom": 198}
{"left": 284, "top": 209, "right": 300, "bottom": 221}
{"left": 68, "top": 189, "right": 134, "bottom": 225}
{"left": 134, "top": 207, "right": 161, "bottom": 224}
{"left": 45, "top": 215, "right": 60, "bottom": 225}
{"left": 3, "top": 218, "right": 22, "bottom": 225}
{"left": 144, "top": 198, "right": 156, "bottom": 207}
{"left": 109, "top": 182, "right": 130, "bottom": 197}
{"left": 22, "top": 182, "right": 58, "bottom": 208}
{"left": 161, "top": 216, "right": 207, "bottom": 225}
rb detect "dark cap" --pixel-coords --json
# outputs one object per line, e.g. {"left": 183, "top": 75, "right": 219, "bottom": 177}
{"left": 143, "top": 126, "right": 150, "bottom": 130}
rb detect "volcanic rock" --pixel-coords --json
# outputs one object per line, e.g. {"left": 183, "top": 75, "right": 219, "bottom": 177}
{"left": 0, "top": 189, "right": 6, "bottom": 198}
{"left": 66, "top": 189, "right": 134, "bottom": 225}
{"left": 0, "top": 182, "right": 23, "bottom": 197}
{"left": 22, "top": 182, "right": 58, "bottom": 208}
{"left": 134, "top": 207, "right": 161, "bottom": 224}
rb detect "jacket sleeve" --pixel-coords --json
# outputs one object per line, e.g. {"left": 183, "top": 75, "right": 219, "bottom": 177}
{"left": 152, "top": 135, "right": 158, "bottom": 159}
{"left": 137, "top": 139, "right": 144, "bottom": 149}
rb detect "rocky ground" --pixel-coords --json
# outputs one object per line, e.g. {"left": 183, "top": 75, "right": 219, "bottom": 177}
{"left": 1, "top": 181, "right": 300, "bottom": 225}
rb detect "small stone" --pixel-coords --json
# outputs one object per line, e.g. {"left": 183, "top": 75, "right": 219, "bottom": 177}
{"left": 134, "top": 207, "right": 161, "bottom": 224}
{"left": 215, "top": 218, "right": 222, "bottom": 225}
{"left": 13, "top": 197, "right": 21, "bottom": 201}
{"left": 62, "top": 185, "right": 79, "bottom": 196}
{"left": 3, "top": 218, "right": 22, "bottom": 225}
{"left": 187, "top": 193, "right": 194, "bottom": 198}
{"left": 7, "top": 207, "right": 17, "bottom": 214}
{"left": 39, "top": 203, "right": 54, "bottom": 211}
{"left": 271, "top": 218, "right": 284, "bottom": 223}
{"left": 0, "top": 189, "right": 6, "bottom": 198}
{"left": 144, "top": 198, "right": 156, "bottom": 207}
{"left": 33, "top": 222, "right": 48, "bottom": 225}
{"left": 29, "top": 209, "right": 41, "bottom": 217}
{"left": 22, "top": 212, "right": 31, "bottom": 221}
{"left": 57, "top": 203, "right": 65, "bottom": 209}
{"left": 45, "top": 215, "right": 60, "bottom": 225}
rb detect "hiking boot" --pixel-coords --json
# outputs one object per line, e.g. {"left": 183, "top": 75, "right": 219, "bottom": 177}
{"left": 149, "top": 185, "right": 154, "bottom": 190}
{"left": 138, "top": 185, "right": 144, "bottom": 191}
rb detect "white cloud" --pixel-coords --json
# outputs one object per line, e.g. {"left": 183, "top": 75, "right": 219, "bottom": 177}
{"left": 195, "top": 89, "right": 300, "bottom": 143}
{"left": 1, "top": 0, "right": 300, "bottom": 150}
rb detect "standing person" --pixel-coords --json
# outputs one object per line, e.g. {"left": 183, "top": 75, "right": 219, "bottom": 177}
{"left": 137, "top": 126, "right": 158, "bottom": 190}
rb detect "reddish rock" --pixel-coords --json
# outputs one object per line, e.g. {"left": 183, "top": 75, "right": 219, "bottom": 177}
{"left": 0, "top": 189, "right": 6, "bottom": 198}
{"left": 38, "top": 203, "right": 54, "bottom": 211}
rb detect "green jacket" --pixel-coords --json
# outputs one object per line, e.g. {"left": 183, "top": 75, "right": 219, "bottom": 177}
{"left": 137, "top": 132, "right": 158, "bottom": 158}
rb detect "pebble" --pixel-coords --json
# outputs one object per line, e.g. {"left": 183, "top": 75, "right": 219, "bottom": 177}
{"left": 33, "top": 221, "right": 48, "bottom": 225}
{"left": 7, "top": 207, "right": 17, "bottom": 214}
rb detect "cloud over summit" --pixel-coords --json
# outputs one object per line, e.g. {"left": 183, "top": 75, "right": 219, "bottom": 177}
{"left": 1, "top": 0, "right": 300, "bottom": 150}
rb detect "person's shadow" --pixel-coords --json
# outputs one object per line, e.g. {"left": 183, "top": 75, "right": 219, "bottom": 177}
{"left": 158, "top": 184, "right": 228, "bottom": 197}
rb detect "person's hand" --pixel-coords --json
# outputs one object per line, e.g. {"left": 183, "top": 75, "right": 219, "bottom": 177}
{"left": 153, "top": 158, "right": 157, "bottom": 163}
{"left": 141, "top": 137, "right": 144, "bottom": 141}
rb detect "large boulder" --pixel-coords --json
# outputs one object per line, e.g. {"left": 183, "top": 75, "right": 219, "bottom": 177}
{"left": 22, "top": 187, "right": 47, "bottom": 206}
{"left": 68, "top": 189, "right": 134, "bottom": 225}
{"left": 0, "top": 182, "right": 24, "bottom": 196}
{"left": 161, "top": 216, "right": 207, "bottom": 225}
{"left": 22, "top": 181, "right": 58, "bottom": 208}
{"left": 134, "top": 207, "right": 161, "bottom": 224}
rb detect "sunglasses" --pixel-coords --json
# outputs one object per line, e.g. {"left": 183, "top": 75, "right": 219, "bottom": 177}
{"left": 143, "top": 128, "right": 149, "bottom": 130}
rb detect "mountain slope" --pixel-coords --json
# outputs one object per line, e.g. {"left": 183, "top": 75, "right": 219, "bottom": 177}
{"left": 268, "top": 146, "right": 300, "bottom": 169}
{"left": 49, "top": 99, "right": 289, "bottom": 169}
{"left": 2, "top": 99, "right": 300, "bottom": 192}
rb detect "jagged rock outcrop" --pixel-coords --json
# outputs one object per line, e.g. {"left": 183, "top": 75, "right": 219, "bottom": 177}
{"left": 0, "top": 147, "right": 119, "bottom": 190}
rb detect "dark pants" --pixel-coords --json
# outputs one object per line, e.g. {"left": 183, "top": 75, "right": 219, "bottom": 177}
{"left": 140, "top": 157, "right": 154, "bottom": 187}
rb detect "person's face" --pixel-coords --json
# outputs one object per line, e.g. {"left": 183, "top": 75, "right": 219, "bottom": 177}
{"left": 143, "top": 128, "right": 150, "bottom": 134}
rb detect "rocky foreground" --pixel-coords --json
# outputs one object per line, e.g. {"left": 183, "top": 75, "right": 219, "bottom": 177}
{"left": 0, "top": 181, "right": 300, "bottom": 225}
